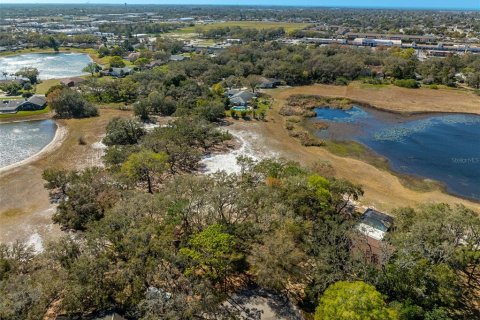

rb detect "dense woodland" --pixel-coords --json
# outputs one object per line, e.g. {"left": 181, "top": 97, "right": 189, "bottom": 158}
{"left": 1, "top": 113, "right": 479, "bottom": 319}
{"left": 1, "top": 39, "right": 480, "bottom": 318}
{"left": 1, "top": 5, "right": 480, "bottom": 319}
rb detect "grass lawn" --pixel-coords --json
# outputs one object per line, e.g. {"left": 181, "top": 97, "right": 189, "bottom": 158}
{"left": 177, "top": 21, "right": 311, "bottom": 33}
{"left": 35, "top": 79, "right": 61, "bottom": 94}
{"left": 0, "top": 106, "right": 50, "bottom": 119}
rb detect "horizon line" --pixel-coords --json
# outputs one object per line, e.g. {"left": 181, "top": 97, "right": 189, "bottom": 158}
{"left": 0, "top": 3, "right": 479, "bottom": 11}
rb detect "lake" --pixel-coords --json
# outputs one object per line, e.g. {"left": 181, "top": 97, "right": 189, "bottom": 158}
{"left": 0, "top": 120, "right": 57, "bottom": 169}
{"left": 311, "top": 106, "right": 480, "bottom": 200}
{"left": 0, "top": 53, "right": 92, "bottom": 80}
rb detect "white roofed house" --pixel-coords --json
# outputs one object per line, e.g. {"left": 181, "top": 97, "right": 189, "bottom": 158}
{"left": 353, "top": 208, "right": 394, "bottom": 265}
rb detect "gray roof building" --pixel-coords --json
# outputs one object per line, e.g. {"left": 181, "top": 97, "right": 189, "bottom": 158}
{"left": 0, "top": 95, "right": 47, "bottom": 114}
{"left": 229, "top": 91, "right": 256, "bottom": 106}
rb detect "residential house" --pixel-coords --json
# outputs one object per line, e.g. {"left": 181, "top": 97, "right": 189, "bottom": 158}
{"left": 126, "top": 52, "right": 141, "bottom": 62}
{"left": 0, "top": 95, "right": 47, "bottom": 114}
{"left": 353, "top": 208, "right": 394, "bottom": 264}
{"left": 147, "top": 59, "right": 166, "bottom": 69}
{"left": 227, "top": 90, "right": 256, "bottom": 107}
{"left": 108, "top": 67, "right": 133, "bottom": 78}
{"left": 60, "top": 77, "right": 86, "bottom": 87}
{"left": 257, "top": 77, "right": 282, "bottom": 89}
{"left": 169, "top": 54, "right": 188, "bottom": 62}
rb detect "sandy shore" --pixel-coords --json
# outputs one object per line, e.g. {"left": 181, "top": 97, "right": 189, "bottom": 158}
{"left": 0, "top": 109, "right": 132, "bottom": 247}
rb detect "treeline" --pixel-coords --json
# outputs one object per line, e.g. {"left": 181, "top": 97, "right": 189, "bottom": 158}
{"left": 65, "top": 43, "right": 480, "bottom": 122}
{"left": 99, "top": 22, "right": 185, "bottom": 36}
{"left": 0, "top": 31, "right": 98, "bottom": 48}
{"left": 199, "top": 26, "right": 286, "bottom": 41}
{"left": 1, "top": 126, "right": 478, "bottom": 318}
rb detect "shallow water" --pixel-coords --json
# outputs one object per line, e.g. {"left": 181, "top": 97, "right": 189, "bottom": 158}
{"left": 312, "top": 106, "right": 480, "bottom": 200}
{"left": 0, "top": 53, "right": 92, "bottom": 80}
{"left": 0, "top": 119, "right": 57, "bottom": 169}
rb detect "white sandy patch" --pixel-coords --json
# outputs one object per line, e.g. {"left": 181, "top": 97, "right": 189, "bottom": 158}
{"left": 201, "top": 127, "right": 278, "bottom": 174}
{"left": 143, "top": 122, "right": 161, "bottom": 131}
{"left": 2, "top": 207, "right": 58, "bottom": 252}
{"left": 26, "top": 233, "right": 44, "bottom": 253}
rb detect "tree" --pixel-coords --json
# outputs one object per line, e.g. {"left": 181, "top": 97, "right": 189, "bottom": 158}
{"left": 379, "top": 204, "right": 480, "bottom": 317}
{"left": 245, "top": 74, "right": 263, "bottom": 93}
{"left": 120, "top": 150, "right": 169, "bottom": 193}
{"left": 82, "top": 62, "right": 100, "bottom": 76}
{"left": 466, "top": 72, "right": 480, "bottom": 89}
{"left": 134, "top": 99, "right": 151, "bottom": 121}
{"left": 0, "top": 81, "right": 22, "bottom": 96}
{"left": 195, "top": 98, "right": 225, "bottom": 122}
{"left": 15, "top": 67, "right": 39, "bottom": 84}
{"left": 109, "top": 56, "right": 126, "bottom": 68}
{"left": 180, "top": 224, "right": 243, "bottom": 287}
{"left": 50, "top": 168, "right": 118, "bottom": 230}
{"left": 315, "top": 281, "right": 398, "bottom": 320}
{"left": 103, "top": 117, "right": 146, "bottom": 146}
{"left": 42, "top": 168, "right": 70, "bottom": 197}
{"left": 248, "top": 226, "right": 307, "bottom": 291}
{"left": 134, "top": 57, "right": 150, "bottom": 70}
{"left": 47, "top": 88, "right": 98, "bottom": 118}
{"left": 211, "top": 82, "right": 225, "bottom": 97}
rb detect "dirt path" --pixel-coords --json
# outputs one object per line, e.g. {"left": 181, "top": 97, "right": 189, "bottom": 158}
{"left": 231, "top": 85, "right": 480, "bottom": 212}
{"left": 0, "top": 109, "right": 132, "bottom": 246}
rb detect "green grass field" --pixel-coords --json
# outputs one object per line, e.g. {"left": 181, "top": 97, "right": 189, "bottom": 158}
{"left": 177, "top": 21, "right": 311, "bottom": 34}
{"left": 35, "top": 79, "right": 61, "bottom": 94}
{"left": 0, "top": 106, "right": 50, "bottom": 119}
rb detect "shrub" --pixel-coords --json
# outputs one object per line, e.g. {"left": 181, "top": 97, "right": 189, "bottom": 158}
{"left": 47, "top": 88, "right": 98, "bottom": 118}
{"left": 394, "top": 79, "right": 419, "bottom": 88}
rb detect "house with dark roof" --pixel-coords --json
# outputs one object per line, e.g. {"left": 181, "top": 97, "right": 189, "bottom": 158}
{"left": 228, "top": 90, "right": 256, "bottom": 107}
{"left": 258, "top": 77, "right": 282, "bottom": 89}
{"left": 109, "top": 67, "right": 133, "bottom": 78}
{"left": 147, "top": 59, "right": 167, "bottom": 69}
{"left": 60, "top": 77, "right": 86, "bottom": 87}
{"left": 0, "top": 95, "right": 47, "bottom": 114}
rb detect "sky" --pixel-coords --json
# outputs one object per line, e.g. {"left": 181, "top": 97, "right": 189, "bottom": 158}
{"left": 1, "top": 0, "right": 479, "bottom": 10}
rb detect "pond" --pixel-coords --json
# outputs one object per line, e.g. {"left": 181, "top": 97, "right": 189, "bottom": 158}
{"left": 311, "top": 106, "right": 480, "bottom": 201}
{"left": 0, "top": 119, "right": 57, "bottom": 169}
{"left": 0, "top": 52, "right": 92, "bottom": 80}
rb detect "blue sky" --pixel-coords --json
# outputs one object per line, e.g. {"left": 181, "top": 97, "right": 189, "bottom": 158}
{"left": 1, "top": 0, "right": 479, "bottom": 10}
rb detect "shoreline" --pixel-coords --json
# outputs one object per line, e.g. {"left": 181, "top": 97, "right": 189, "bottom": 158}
{"left": 265, "top": 85, "right": 480, "bottom": 211}
{"left": 299, "top": 104, "right": 480, "bottom": 202}
{"left": 269, "top": 83, "right": 480, "bottom": 116}
{"left": 0, "top": 120, "right": 67, "bottom": 176}
{"left": 0, "top": 47, "right": 101, "bottom": 64}
{"left": 0, "top": 109, "right": 132, "bottom": 245}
